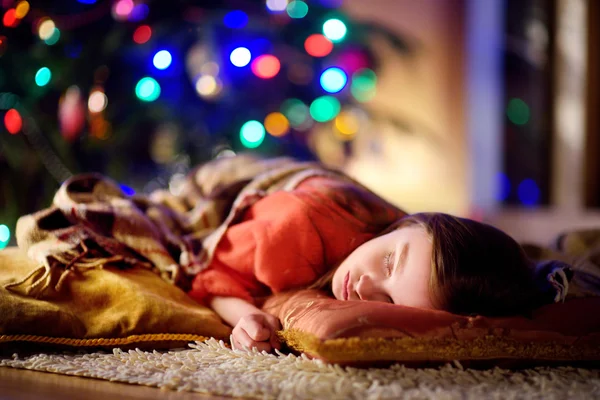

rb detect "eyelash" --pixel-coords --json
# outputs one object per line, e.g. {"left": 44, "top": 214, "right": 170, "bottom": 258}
{"left": 383, "top": 251, "right": 393, "bottom": 276}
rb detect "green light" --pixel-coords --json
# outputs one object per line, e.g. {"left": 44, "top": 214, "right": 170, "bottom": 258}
{"left": 240, "top": 120, "right": 266, "bottom": 148}
{"left": 309, "top": 96, "right": 341, "bottom": 122}
{"left": 287, "top": 0, "right": 308, "bottom": 18}
{"left": 506, "top": 98, "right": 530, "bottom": 125}
{"left": 44, "top": 28, "right": 60, "bottom": 45}
{"left": 135, "top": 77, "right": 161, "bottom": 102}
{"left": 322, "top": 18, "right": 347, "bottom": 42}
{"left": 35, "top": 67, "right": 51, "bottom": 87}
{"left": 351, "top": 68, "right": 377, "bottom": 102}
{"left": 0, "top": 224, "right": 9, "bottom": 250}
{"left": 280, "top": 98, "right": 309, "bottom": 127}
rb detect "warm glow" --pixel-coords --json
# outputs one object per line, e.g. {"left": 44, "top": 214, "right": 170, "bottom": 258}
{"left": 304, "top": 34, "right": 333, "bottom": 57}
{"left": 251, "top": 55, "right": 280, "bottom": 79}
{"left": 264, "top": 112, "right": 290, "bottom": 137}
{"left": 88, "top": 91, "right": 108, "bottom": 113}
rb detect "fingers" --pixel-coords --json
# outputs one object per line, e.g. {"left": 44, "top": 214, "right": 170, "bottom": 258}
{"left": 242, "top": 318, "right": 271, "bottom": 342}
{"left": 232, "top": 326, "right": 272, "bottom": 353}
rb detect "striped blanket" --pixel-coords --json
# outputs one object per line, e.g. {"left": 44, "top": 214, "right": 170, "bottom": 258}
{"left": 7, "top": 155, "right": 352, "bottom": 297}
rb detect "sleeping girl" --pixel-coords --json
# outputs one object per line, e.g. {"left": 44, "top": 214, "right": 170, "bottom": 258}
{"left": 185, "top": 157, "right": 571, "bottom": 353}
{"left": 14, "top": 154, "right": 573, "bottom": 354}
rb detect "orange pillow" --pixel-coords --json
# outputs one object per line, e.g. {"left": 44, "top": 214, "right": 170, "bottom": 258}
{"left": 263, "top": 290, "right": 600, "bottom": 367}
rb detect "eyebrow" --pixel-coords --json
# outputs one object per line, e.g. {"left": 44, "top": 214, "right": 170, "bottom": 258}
{"left": 393, "top": 242, "right": 409, "bottom": 275}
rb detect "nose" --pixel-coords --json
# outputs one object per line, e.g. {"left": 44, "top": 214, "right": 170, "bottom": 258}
{"left": 355, "top": 274, "right": 383, "bottom": 301}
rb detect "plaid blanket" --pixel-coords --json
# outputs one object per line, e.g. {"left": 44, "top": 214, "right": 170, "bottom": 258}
{"left": 7, "top": 155, "right": 354, "bottom": 297}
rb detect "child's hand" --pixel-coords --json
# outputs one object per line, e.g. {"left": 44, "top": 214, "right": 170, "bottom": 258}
{"left": 231, "top": 312, "right": 281, "bottom": 353}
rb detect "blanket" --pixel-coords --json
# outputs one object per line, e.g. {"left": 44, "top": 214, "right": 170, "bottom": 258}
{"left": 6, "top": 155, "right": 357, "bottom": 298}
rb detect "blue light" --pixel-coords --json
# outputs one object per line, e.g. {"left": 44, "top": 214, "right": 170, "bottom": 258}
{"left": 153, "top": 50, "right": 172, "bottom": 70}
{"left": 320, "top": 67, "right": 347, "bottom": 93}
{"left": 0, "top": 224, "right": 9, "bottom": 250}
{"left": 496, "top": 172, "right": 511, "bottom": 201}
{"left": 517, "top": 179, "right": 540, "bottom": 207}
{"left": 224, "top": 10, "right": 248, "bottom": 29}
{"left": 77, "top": 0, "right": 97, "bottom": 4}
{"left": 230, "top": 47, "right": 252, "bottom": 67}
{"left": 129, "top": 4, "right": 149, "bottom": 21}
{"left": 120, "top": 184, "right": 135, "bottom": 196}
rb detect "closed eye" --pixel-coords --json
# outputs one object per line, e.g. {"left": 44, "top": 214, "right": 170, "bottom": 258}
{"left": 383, "top": 251, "right": 393, "bottom": 276}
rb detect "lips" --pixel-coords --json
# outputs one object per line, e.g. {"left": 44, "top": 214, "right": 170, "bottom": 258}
{"left": 343, "top": 271, "right": 350, "bottom": 300}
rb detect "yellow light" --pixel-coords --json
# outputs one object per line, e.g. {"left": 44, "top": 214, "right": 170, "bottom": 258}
{"left": 38, "top": 19, "right": 56, "bottom": 40}
{"left": 195, "top": 75, "right": 221, "bottom": 98}
{"left": 334, "top": 111, "right": 360, "bottom": 140}
{"left": 88, "top": 90, "right": 108, "bottom": 113}
{"left": 15, "top": 1, "right": 30, "bottom": 19}
{"left": 200, "top": 62, "right": 220, "bottom": 76}
{"left": 264, "top": 112, "right": 290, "bottom": 137}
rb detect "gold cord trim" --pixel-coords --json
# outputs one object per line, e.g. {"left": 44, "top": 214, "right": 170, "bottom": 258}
{"left": 278, "top": 329, "right": 600, "bottom": 363}
{"left": 0, "top": 333, "right": 210, "bottom": 347}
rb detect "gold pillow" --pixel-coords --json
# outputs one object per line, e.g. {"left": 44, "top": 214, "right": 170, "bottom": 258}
{"left": 0, "top": 247, "right": 231, "bottom": 349}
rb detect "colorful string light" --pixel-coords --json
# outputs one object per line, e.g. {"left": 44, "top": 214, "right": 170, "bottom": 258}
{"left": 4, "top": 109, "right": 22, "bottom": 134}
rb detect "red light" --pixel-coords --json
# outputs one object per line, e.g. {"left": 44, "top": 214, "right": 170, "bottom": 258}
{"left": 4, "top": 109, "right": 22, "bottom": 134}
{"left": 3, "top": 9, "right": 19, "bottom": 28}
{"left": 0, "top": 35, "right": 7, "bottom": 56}
{"left": 251, "top": 55, "right": 280, "bottom": 79}
{"left": 304, "top": 34, "right": 333, "bottom": 58}
{"left": 133, "top": 25, "right": 152, "bottom": 44}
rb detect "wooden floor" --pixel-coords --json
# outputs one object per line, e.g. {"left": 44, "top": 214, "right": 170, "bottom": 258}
{"left": 0, "top": 367, "right": 234, "bottom": 400}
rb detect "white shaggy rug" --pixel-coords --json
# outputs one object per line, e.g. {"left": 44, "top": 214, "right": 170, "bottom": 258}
{"left": 1, "top": 338, "right": 599, "bottom": 399}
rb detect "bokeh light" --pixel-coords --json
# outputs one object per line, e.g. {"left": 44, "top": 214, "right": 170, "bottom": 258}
{"left": 496, "top": 172, "right": 511, "bottom": 201}
{"left": 38, "top": 19, "right": 56, "bottom": 40}
{"left": 224, "top": 10, "right": 248, "bottom": 29}
{"left": 4, "top": 108, "right": 22, "bottom": 134}
{"left": 15, "top": 1, "right": 30, "bottom": 19}
{"left": 251, "top": 55, "right": 281, "bottom": 79}
{"left": 240, "top": 120, "right": 266, "bottom": 148}
{"left": 0, "top": 36, "right": 8, "bottom": 57}
{"left": 113, "top": 0, "right": 134, "bottom": 20}
{"left": 44, "top": 28, "right": 60, "bottom": 45}
{"left": 195, "top": 75, "right": 222, "bottom": 98}
{"left": 506, "top": 98, "right": 530, "bottom": 125}
{"left": 133, "top": 25, "right": 152, "bottom": 44}
{"left": 322, "top": 18, "right": 347, "bottom": 42}
{"left": 35, "top": 67, "right": 52, "bottom": 86}
{"left": 128, "top": 4, "right": 149, "bottom": 22}
{"left": 518, "top": 178, "right": 540, "bottom": 207}
{"left": 280, "top": 98, "right": 309, "bottom": 127}
{"left": 135, "top": 77, "right": 161, "bottom": 102}
{"left": 266, "top": 0, "right": 288, "bottom": 12}
{"left": 153, "top": 50, "right": 172, "bottom": 70}
{"left": 120, "top": 184, "right": 135, "bottom": 196}
{"left": 3, "top": 9, "right": 18, "bottom": 28}
{"left": 320, "top": 67, "right": 347, "bottom": 93}
{"left": 287, "top": 1, "right": 308, "bottom": 18}
{"left": 351, "top": 68, "right": 377, "bottom": 102}
{"left": 0, "top": 224, "right": 9, "bottom": 250}
{"left": 334, "top": 110, "right": 359, "bottom": 139}
{"left": 310, "top": 96, "right": 341, "bottom": 122}
{"left": 230, "top": 47, "right": 252, "bottom": 67}
{"left": 264, "top": 112, "right": 290, "bottom": 136}
{"left": 88, "top": 91, "right": 108, "bottom": 113}
{"left": 304, "top": 34, "right": 333, "bottom": 57}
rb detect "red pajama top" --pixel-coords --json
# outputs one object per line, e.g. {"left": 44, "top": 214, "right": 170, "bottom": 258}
{"left": 187, "top": 176, "right": 405, "bottom": 305}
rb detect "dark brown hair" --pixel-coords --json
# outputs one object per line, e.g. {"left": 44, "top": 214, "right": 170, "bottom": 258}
{"left": 394, "top": 213, "right": 546, "bottom": 317}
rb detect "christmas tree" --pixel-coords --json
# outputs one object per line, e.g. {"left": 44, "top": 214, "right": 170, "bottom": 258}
{"left": 0, "top": 0, "right": 410, "bottom": 249}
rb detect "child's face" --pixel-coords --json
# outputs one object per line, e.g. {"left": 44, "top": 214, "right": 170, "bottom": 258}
{"left": 332, "top": 225, "right": 435, "bottom": 309}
